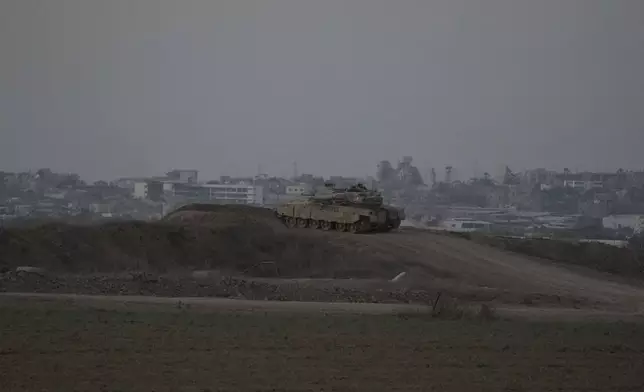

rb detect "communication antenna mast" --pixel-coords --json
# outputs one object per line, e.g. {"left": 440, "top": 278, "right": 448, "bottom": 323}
{"left": 472, "top": 159, "right": 480, "bottom": 179}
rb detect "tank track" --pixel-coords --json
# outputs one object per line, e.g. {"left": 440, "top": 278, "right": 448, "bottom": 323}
{"left": 276, "top": 215, "right": 400, "bottom": 234}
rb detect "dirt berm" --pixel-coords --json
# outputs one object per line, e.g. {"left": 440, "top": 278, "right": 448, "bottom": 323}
{"left": 4, "top": 204, "right": 644, "bottom": 313}
{"left": 0, "top": 204, "right": 420, "bottom": 279}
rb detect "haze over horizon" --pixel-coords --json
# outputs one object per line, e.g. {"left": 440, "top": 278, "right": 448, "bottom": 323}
{"left": 2, "top": 0, "right": 643, "bottom": 181}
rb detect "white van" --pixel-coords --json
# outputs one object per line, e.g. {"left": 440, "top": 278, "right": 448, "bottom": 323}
{"left": 440, "top": 218, "right": 492, "bottom": 233}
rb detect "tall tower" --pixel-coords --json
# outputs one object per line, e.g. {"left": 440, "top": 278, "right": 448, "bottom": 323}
{"left": 445, "top": 166, "right": 453, "bottom": 184}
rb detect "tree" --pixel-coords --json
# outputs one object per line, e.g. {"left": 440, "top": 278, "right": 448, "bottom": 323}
{"left": 377, "top": 160, "right": 396, "bottom": 183}
{"left": 541, "top": 186, "right": 579, "bottom": 213}
{"left": 503, "top": 166, "right": 520, "bottom": 185}
{"left": 470, "top": 173, "right": 494, "bottom": 187}
{"left": 628, "top": 232, "right": 644, "bottom": 251}
{"left": 57, "top": 174, "right": 84, "bottom": 188}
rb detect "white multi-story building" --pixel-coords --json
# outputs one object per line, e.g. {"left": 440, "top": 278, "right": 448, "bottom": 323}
{"left": 563, "top": 180, "right": 603, "bottom": 191}
{"left": 169, "top": 183, "right": 264, "bottom": 205}
{"left": 133, "top": 181, "right": 148, "bottom": 199}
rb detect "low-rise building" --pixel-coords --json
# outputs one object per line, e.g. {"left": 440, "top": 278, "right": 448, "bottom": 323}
{"left": 89, "top": 202, "right": 113, "bottom": 214}
{"left": 602, "top": 214, "right": 644, "bottom": 233}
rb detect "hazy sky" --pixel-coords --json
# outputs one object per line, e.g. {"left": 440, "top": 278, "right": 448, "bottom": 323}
{"left": 1, "top": 0, "right": 643, "bottom": 181}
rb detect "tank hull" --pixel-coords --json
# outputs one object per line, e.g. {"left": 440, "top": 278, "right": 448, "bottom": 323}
{"left": 275, "top": 200, "right": 404, "bottom": 234}
{"left": 275, "top": 185, "right": 404, "bottom": 234}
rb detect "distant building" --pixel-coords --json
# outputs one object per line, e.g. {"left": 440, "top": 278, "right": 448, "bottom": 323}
{"left": 131, "top": 180, "right": 167, "bottom": 201}
{"left": 602, "top": 214, "right": 644, "bottom": 232}
{"left": 43, "top": 189, "right": 68, "bottom": 200}
{"left": 327, "top": 176, "right": 375, "bottom": 190}
{"left": 442, "top": 206, "right": 508, "bottom": 220}
{"left": 13, "top": 205, "right": 33, "bottom": 217}
{"left": 254, "top": 177, "right": 288, "bottom": 195}
{"left": 89, "top": 202, "right": 112, "bottom": 214}
{"left": 578, "top": 191, "right": 616, "bottom": 218}
{"left": 219, "top": 176, "right": 254, "bottom": 185}
{"left": 133, "top": 182, "right": 148, "bottom": 199}
{"left": 166, "top": 169, "right": 199, "bottom": 184}
{"left": 285, "top": 184, "right": 313, "bottom": 196}
{"left": 483, "top": 186, "right": 510, "bottom": 208}
{"left": 112, "top": 177, "right": 150, "bottom": 190}
{"left": 533, "top": 215, "right": 581, "bottom": 230}
{"left": 555, "top": 171, "right": 629, "bottom": 191}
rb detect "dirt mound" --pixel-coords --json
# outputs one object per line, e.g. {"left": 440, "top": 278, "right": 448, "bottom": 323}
{"left": 0, "top": 271, "right": 592, "bottom": 309}
{"left": 5, "top": 204, "right": 643, "bottom": 313}
{"left": 0, "top": 273, "right": 441, "bottom": 305}
{"left": 164, "top": 204, "right": 285, "bottom": 231}
{"left": 0, "top": 205, "right": 415, "bottom": 279}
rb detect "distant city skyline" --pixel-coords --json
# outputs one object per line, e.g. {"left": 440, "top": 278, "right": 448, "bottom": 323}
{"left": 4, "top": 161, "right": 644, "bottom": 185}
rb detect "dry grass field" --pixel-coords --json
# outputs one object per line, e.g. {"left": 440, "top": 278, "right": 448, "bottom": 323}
{"left": 1, "top": 297, "right": 643, "bottom": 392}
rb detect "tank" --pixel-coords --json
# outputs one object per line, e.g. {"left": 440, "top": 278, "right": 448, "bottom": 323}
{"left": 274, "top": 184, "right": 405, "bottom": 233}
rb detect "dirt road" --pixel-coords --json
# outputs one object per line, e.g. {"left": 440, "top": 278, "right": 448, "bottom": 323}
{"left": 2, "top": 292, "right": 643, "bottom": 321}
{"left": 331, "top": 228, "right": 644, "bottom": 312}
{"left": 0, "top": 292, "right": 428, "bottom": 314}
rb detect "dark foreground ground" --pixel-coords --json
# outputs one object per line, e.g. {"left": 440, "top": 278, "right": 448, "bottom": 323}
{"left": 1, "top": 298, "right": 644, "bottom": 392}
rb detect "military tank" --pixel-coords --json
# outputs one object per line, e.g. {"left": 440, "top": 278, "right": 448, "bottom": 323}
{"left": 275, "top": 184, "right": 404, "bottom": 233}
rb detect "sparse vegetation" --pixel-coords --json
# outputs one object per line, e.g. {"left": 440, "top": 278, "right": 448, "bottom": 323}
{"left": 397, "top": 297, "right": 498, "bottom": 321}
{"left": 455, "top": 232, "right": 644, "bottom": 280}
